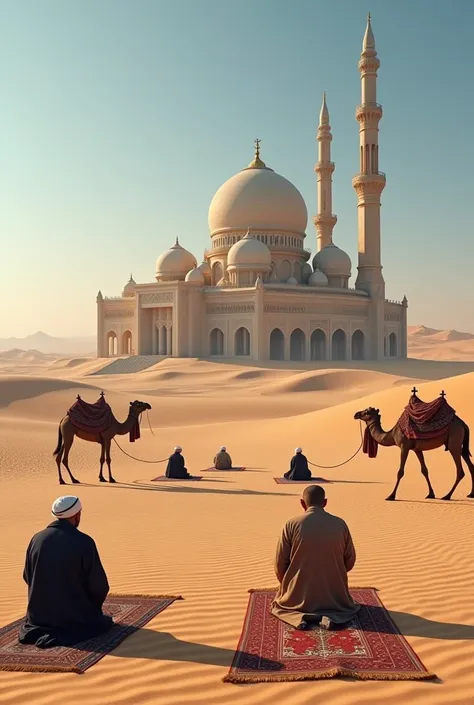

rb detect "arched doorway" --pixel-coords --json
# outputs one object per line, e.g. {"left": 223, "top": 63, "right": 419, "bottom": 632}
{"left": 122, "top": 330, "right": 132, "bottom": 355}
{"left": 331, "top": 329, "right": 347, "bottom": 360}
{"left": 269, "top": 328, "right": 284, "bottom": 360}
{"left": 290, "top": 328, "right": 306, "bottom": 361}
{"left": 210, "top": 328, "right": 224, "bottom": 355}
{"left": 234, "top": 327, "right": 250, "bottom": 356}
{"left": 389, "top": 332, "right": 397, "bottom": 357}
{"left": 351, "top": 330, "right": 365, "bottom": 360}
{"left": 212, "top": 261, "right": 223, "bottom": 285}
{"left": 310, "top": 329, "right": 326, "bottom": 360}
{"left": 107, "top": 331, "right": 117, "bottom": 357}
{"left": 159, "top": 326, "right": 168, "bottom": 355}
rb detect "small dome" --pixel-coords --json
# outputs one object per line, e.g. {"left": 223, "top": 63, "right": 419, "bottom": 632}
{"left": 308, "top": 268, "right": 328, "bottom": 287}
{"left": 156, "top": 238, "right": 197, "bottom": 281}
{"left": 185, "top": 266, "right": 205, "bottom": 285}
{"left": 227, "top": 229, "right": 271, "bottom": 268}
{"left": 122, "top": 274, "right": 136, "bottom": 297}
{"left": 287, "top": 276, "right": 298, "bottom": 285}
{"left": 208, "top": 144, "right": 307, "bottom": 234}
{"left": 312, "top": 242, "right": 351, "bottom": 277}
{"left": 197, "top": 259, "right": 211, "bottom": 284}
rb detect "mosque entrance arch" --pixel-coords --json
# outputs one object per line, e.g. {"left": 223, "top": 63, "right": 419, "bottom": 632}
{"left": 107, "top": 331, "right": 118, "bottom": 357}
{"left": 290, "top": 328, "right": 306, "bottom": 361}
{"left": 331, "top": 329, "right": 347, "bottom": 360}
{"left": 210, "top": 328, "right": 224, "bottom": 356}
{"left": 234, "top": 327, "right": 251, "bottom": 356}
{"left": 351, "top": 330, "right": 365, "bottom": 360}
{"left": 212, "top": 261, "right": 223, "bottom": 285}
{"left": 269, "top": 328, "right": 284, "bottom": 360}
{"left": 389, "top": 332, "right": 397, "bottom": 357}
{"left": 122, "top": 330, "right": 132, "bottom": 355}
{"left": 310, "top": 329, "right": 326, "bottom": 360}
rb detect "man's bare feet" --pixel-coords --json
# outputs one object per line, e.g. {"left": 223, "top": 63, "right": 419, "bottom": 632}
{"left": 320, "top": 616, "right": 333, "bottom": 630}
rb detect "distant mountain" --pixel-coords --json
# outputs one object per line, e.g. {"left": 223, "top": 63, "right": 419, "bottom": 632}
{"left": 0, "top": 331, "right": 96, "bottom": 355}
{"left": 408, "top": 325, "right": 474, "bottom": 341}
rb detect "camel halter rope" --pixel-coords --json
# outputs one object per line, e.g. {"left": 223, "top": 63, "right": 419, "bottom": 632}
{"left": 306, "top": 421, "right": 364, "bottom": 469}
{"left": 112, "top": 411, "right": 167, "bottom": 463}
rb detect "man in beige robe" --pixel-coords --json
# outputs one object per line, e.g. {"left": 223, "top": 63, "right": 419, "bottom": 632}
{"left": 213, "top": 446, "right": 232, "bottom": 470}
{"left": 271, "top": 485, "right": 359, "bottom": 630}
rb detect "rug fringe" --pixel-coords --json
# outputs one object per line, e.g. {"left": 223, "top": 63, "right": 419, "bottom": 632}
{"left": 248, "top": 587, "right": 379, "bottom": 593}
{"left": 108, "top": 593, "right": 183, "bottom": 600}
{"left": 0, "top": 664, "right": 82, "bottom": 674}
{"left": 223, "top": 668, "right": 437, "bottom": 684}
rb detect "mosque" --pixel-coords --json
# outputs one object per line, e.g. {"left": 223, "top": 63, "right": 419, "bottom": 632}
{"left": 97, "top": 16, "right": 407, "bottom": 363}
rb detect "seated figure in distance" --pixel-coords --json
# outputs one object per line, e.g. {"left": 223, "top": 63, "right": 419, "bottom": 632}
{"left": 213, "top": 446, "right": 232, "bottom": 470}
{"left": 284, "top": 447, "right": 311, "bottom": 481}
{"left": 166, "top": 446, "right": 193, "bottom": 478}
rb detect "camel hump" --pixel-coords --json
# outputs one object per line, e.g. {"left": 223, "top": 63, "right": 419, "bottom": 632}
{"left": 399, "top": 395, "right": 456, "bottom": 441}
{"left": 68, "top": 395, "right": 113, "bottom": 434}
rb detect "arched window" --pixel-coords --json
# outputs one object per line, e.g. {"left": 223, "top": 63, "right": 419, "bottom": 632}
{"left": 290, "top": 328, "right": 306, "bottom": 361}
{"left": 269, "top": 328, "right": 284, "bottom": 360}
{"left": 159, "top": 326, "right": 168, "bottom": 355}
{"left": 280, "top": 259, "right": 291, "bottom": 281}
{"left": 107, "top": 331, "right": 117, "bottom": 357}
{"left": 122, "top": 330, "right": 132, "bottom": 355}
{"left": 351, "top": 329, "right": 365, "bottom": 360}
{"left": 310, "top": 329, "right": 326, "bottom": 360}
{"left": 212, "top": 261, "right": 223, "bottom": 285}
{"left": 332, "top": 329, "right": 347, "bottom": 360}
{"left": 210, "top": 328, "right": 224, "bottom": 356}
{"left": 389, "top": 332, "right": 397, "bottom": 357}
{"left": 234, "top": 327, "right": 250, "bottom": 356}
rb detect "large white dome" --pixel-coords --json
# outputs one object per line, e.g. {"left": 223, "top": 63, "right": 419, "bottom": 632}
{"left": 208, "top": 152, "right": 307, "bottom": 234}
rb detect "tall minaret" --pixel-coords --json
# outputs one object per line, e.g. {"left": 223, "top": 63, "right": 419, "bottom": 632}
{"left": 314, "top": 93, "right": 337, "bottom": 252}
{"left": 352, "top": 14, "right": 386, "bottom": 298}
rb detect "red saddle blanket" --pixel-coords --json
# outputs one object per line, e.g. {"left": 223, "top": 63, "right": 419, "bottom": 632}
{"left": 398, "top": 395, "right": 455, "bottom": 440}
{"left": 68, "top": 395, "right": 113, "bottom": 434}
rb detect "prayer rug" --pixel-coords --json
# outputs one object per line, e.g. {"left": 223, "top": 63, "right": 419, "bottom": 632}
{"left": 0, "top": 594, "right": 181, "bottom": 674}
{"left": 202, "top": 466, "right": 246, "bottom": 472}
{"left": 224, "top": 588, "right": 436, "bottom": 683}
{"left": 151, "top": 475, "right": 202, "bottom": 481}
{"left": 274, "top": 477, "right": 330, "bottom": 484}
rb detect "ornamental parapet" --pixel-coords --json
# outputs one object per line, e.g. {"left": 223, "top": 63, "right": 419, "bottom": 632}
{"left": 355, "top": 102, "right": 383, "bottom": 121}
{"left": 352, "top": 172, "right": 386, "bottom": 196}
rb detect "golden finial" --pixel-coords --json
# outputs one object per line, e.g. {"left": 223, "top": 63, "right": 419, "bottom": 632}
{"left": 246, "top": 138, "right": 267, "bottom": 169}
{"left": 254, "top": 138, "right": 261, "bottom": 159}
{"left": 367, "top": 12, "right": 371, "bottom": 21}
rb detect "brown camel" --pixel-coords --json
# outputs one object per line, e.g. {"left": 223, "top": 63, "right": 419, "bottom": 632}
{"left": 53, "top": 400, "right": 152, "bottom": 485}
{"left": 354, "top": 407, "right": 474, "bottom": 501}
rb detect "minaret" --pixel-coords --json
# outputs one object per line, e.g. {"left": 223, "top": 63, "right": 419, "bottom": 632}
{"left": 314, "top": 93, "right": 337, "bottom": 252}
{"left": 352, "top": 14, "right": 386, "bottom": 298}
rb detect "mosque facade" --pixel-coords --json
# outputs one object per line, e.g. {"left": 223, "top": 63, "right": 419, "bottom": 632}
{"left": 97, "top": 16, "right": 407, "bottom": 363}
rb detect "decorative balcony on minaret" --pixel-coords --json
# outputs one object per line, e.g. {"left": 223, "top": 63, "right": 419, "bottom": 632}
{"left": 314, "top": 93, "right": 337, "bottom": 252}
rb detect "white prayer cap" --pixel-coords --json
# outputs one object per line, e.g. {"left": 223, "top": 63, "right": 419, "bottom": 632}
{"left": 295, "top": 447, "right": 302, "bottom": 453}
{"left": 174, "top": 445, "right": 182, "bottom": 452}
{"left": 51, "top": 495, "right": 82, "bottom": 519}
{"left": 220, "top": 446, "right": 226, "bottom": 451}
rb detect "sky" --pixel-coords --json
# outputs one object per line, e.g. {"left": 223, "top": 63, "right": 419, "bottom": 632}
{"left": 1, "top": 0, "right": 473, "bottom": 337}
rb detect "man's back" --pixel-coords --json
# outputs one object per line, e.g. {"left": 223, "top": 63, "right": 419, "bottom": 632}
{"left": 214, "top": 450, "right": 232, "bottom": 469}
{"left": 272, "top": 506, "right": 359, "bottom": 628}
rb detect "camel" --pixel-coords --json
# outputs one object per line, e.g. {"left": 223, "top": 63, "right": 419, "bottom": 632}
{"left": 53, "top": 400, "right": 152, "bottom": 485}
{"left": 354, "top": 404, "right": 474, "bottom": 501}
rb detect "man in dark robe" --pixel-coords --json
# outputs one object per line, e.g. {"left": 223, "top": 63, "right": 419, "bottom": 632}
{"left": 19, "top": 496, "right": 113, "bottom": 649}
{"left": 213, "top": 446, "right": 232, "bottom": 470}
{"left": 165, "top": 446, "right": 193, "bottom": 478}
{"left": 284, "top": 447, "right": 311, "bottom": 480}
{"left": 272, "top": 485, "right": 359, "bottom": 630}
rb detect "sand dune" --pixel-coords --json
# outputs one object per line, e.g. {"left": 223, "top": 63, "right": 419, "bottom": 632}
{"left": 0, "top": 357, "right": 473, "bottom": 704}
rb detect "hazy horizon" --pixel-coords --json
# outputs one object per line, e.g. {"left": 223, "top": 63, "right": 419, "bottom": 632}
{"left": 1, "top": 0, "right": 473, "bottom": 337}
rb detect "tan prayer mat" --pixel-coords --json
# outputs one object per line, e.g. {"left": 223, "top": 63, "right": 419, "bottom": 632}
{"left": 274, "top": 477, "right": 330, "bottom": 484}
{"left": 0, "top": 594, "right": 182, "bottom": 674}
{"left": 202, "top": 466, "right": 246, "bottom": 472}
{"left": 224, "top": 588, "right": 436, "bottom": 683}
{"left": 151, "top": 475, "right": 202, "bottom": 481}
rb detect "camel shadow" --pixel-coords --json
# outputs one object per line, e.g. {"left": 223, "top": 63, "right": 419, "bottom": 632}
{"left": 79, "top": 481, "right": 287, "bottom": 498}
{"left": 395, "top": 498, "right": 474, "bottom": 507}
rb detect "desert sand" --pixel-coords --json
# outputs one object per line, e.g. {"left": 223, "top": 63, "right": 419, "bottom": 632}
{"left": 1, "top": 347, "right": 474, "bottom": 704}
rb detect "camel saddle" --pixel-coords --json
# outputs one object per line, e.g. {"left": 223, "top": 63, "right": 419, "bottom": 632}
{"left": 68, "top": 394, "right": 113, "bottom": 434}
{"left": 398, "top": 394, "right": 455, "bottom": 440}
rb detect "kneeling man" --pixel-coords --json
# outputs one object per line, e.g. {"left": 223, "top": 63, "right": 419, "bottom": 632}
{"left": 166, "top": 446, "right": 192, "bottom": 478}
{"left": 272, "top": 485, "right": 359, "bottom": 630}
{"left": 284, "top": 447, "right": 311, "bottom": 481}
{"left": 19, "top": 496, "right": 113, "bottom": 648}
{"left": 213, "top": 446, "right": 232, "bottom": 470}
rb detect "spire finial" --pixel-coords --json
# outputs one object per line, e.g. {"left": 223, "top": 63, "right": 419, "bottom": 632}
{"left": 254, "top": 137, "right": 261, "bottom": 159}
{"left": 246, "top": 138, "right": 267, "bottom": 169}
{"left": 319, "top": 92, "right": 329, "bottom": 126}
{"left": 367, "top": 11, "right": 371, "bottom": 21}
{"left": 362, "top": 12, "right": 376, "bottom": 52}
{"left": 175, "top": 236, "right": 179, "bottom": 246}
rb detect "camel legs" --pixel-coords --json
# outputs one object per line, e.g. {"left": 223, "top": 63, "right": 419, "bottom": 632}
{"left": 441, "top": 450, "right": 465, "bottom": 500}
{"left": 461, "top": 450, "right": 474, "bottom": 498}
{"left": 98, "top": 442, "right": 107, "bottom": 483}
{"left": 60, "top": 436, "right": 80, "bottom": 485}
{"left": 386, "top": 446, "right": 409, "bottom": 501}
{"left": 105, "top": 439, "right": 116, "bottom": 483}
{"left": 414, "top": 450, "right": 436, "bottom": 499}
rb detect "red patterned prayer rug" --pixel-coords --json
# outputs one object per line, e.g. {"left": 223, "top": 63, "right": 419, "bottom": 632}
{"left": 274, "top": 477, "right": 330, "bottom": 484}
{"left": 224, "top": 588, "right": 436, "bottom": 683}
{"left": 398, "top": 394, "right": 455, "bottom": 440}
{"left": 202, "top": 466, "right": 246, "bottom": 472}
{"left": 151, "top": 475, "right": 202, "bottom": 481}
{"left": 68, "top": 394, "right": 112, "bottom": 434}
{"left": 0, "top": 594, "right": 181, "bottom": 674}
